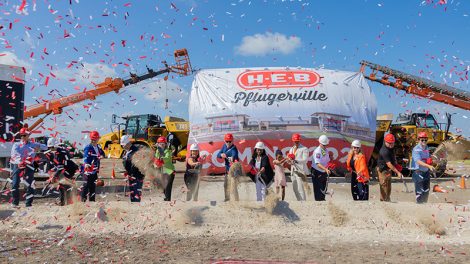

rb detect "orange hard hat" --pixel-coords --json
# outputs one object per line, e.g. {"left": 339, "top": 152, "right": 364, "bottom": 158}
{"left": 224, "top": 133, "right": 233, "bottom": 142}
{"left": 19, "top": 128, "right": 29, "bottom": 135}
{"left": 418, "top": 132, "right": 428, "bottom": 139}
{"left": 291, "top": 133, "right": 301, "bottom": 142}
{"left": 90, "top": 131, "right": 100, "bottom": 140}
{"left": 384, "top": 134, "right": 395, "bottom": 144}
{"left": 157, "top": 136, "right": 167, "bottom": 143}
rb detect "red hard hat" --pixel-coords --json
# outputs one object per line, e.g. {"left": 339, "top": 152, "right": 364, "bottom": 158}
{"left": 96, "top": 179, "right": 105, "bottom": 187}
{"left": 384, "top": 134, "right": 395, "bottom": 143}
{"left": 89, "top": 131, "right": 100, "bottom": 140}
{"left": 395, "top": 164, "right": 403, "bottom": 172}
{"left": 224, "top": 133, "right": 233, "bottom": 141}
{"left": 291, "top": 133, "right": 301, "bottom": 142}
{"left": 157, "top": 136, "right": 167, "bottom": 143}
{"left": 418, "top": 132, "right": 428, "bottom": 139}
{"left": 19, "top": 128, "right": 29, "bottom": 135}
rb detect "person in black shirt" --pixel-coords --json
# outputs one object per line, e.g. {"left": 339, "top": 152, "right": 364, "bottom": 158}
{"left": 248, "top": 142, "right": 274, "bottom": 201}
{"left": 377, "top": 134, "right": 403, "bottom": 202}
{"left": 121, "top": 136, "right": 145, "bottom": 202}
{"left": 45, "top": 138, "right": 78, "bottom": 206}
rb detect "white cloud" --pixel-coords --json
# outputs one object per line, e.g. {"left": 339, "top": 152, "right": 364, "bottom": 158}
{"left": 54, "top": 62, "right": 116, "bottom": 85}
{"left": 0, "top": 51, "right": 32, "bottom": 68}
{"left": 235, "top": 32, "right": 302, "bottom": 56}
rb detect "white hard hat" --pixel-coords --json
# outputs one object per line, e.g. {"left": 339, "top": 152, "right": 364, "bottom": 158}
{"left": 190, "top": 143, "right": 199, "bottom": 151}
{"left": 319, "top": 135, "right": 329, "bottom": 145}
{"left": 47, "top": 137, "right": 57, "bottom": 147}
{"left": 255, "top": 141, "right": 265, "bottom": 150}
{"left": 351, "top": 140, "right": 361, "bottom": 148}
{"left": 120, "top": 135, "right": 132, "bottom": 146}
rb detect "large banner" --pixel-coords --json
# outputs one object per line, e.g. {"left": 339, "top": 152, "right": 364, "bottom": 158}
{"left": 188, "top": 67, "right": 377, "bottom": 174}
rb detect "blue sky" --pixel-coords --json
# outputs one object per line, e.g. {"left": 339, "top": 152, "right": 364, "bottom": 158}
{"left": 1, "top": 0, "right": 469, "bottom": 145}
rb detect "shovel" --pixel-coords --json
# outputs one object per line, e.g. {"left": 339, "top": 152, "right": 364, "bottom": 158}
{"left": 401, "top": 175, "right": 412, "bottom": 193}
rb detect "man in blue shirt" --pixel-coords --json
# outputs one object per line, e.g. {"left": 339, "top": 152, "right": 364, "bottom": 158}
{"left": 216, "top": 133, "right": 239, "bottom": 201}
{"left": 10, "top": 128, "right": 47, "bottom": 208}
{"left": 410, "top": 132, "right": 436, "bottom": 203}
{"left": 81, "top": 131, "right": 105, "bottom": 202}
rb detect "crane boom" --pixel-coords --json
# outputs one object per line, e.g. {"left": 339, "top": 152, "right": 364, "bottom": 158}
{"left": 24, "top": 67, "right": 170, "bottom": 119}
{"left": 359, "top": 60, "right": 470, "bottom": 111}
{"left": 23, "top": 49, "right": 192, "bottom": 131}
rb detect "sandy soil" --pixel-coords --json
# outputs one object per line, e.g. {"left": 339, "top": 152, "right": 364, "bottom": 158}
{"left": 0, "top": 159, "right": 469, "bottom": 263}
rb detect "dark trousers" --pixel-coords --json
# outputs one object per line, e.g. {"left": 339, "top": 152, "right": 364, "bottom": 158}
{"left": 184, "top": 171, "right": 199, "bottom": 201}
{"left": 412, "top": 170, "right": 430, "bottom": 204}
{"left": 129, "top": 177, "right": 143, "bottom": 202}
{"left": 351, "top": 172, "right": 359, "bottom": 200}
{"left": 312, "top": 169, "right": 327, "bottom": 201}
{"left": 351, "top": 172, "right": 369, "bottom": 201}
{"left": 59, "top": 184, "right": 73, "bottom": 206}
{"left": 81, "top": 172, "right": 97, "bottom": 202}
{"left": 163, "top": 172, "right": 175, "bottom": 201}
{"left": 10, "top": 164, "right": 35, "bottom": 207}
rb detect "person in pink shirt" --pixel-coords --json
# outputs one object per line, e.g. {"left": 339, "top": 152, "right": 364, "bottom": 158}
{"left": 273, "top": 150, "right": 288, "bottom": 201}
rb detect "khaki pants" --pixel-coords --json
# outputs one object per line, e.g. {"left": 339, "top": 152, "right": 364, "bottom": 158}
{"left": 377, "top": 168, "right": 392, "bottom": 202}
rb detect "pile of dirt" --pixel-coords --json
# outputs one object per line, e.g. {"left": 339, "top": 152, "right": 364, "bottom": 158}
{"left": 327, "top": 202, "right": 349, "bottom": 227}
{"left": 434, "top": 139, "right": 470, "bottom": 161}
{"left": 420, "top": 215, "right": 446, "bottom": 236}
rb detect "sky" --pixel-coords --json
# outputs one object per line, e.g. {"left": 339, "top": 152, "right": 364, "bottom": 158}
{"left": 1, "top": 0, "right": 469, "bottom": 146}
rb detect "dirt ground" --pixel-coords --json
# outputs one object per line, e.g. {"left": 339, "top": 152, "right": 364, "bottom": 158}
{"left": 0, "top": 159, "right": 469, "bottom": 263}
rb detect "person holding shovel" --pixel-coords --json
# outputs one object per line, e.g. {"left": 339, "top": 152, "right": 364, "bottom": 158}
{"left": 410, "top": 132, "right": 435, "bottom": 203}
{"left": 248, "top": 141, "right": 274, "bottom": 201}
{"left": 184, "top": 143, "right": 204, "bottom": 201}
{"left": 288, "top": 133, "right": 309, "bottom": 201}
{"left": 154, "top": 136, "right": 176, "bottom": 201}
{"left": 311, "top": 135, "right": 331, "bottom": 201}
{"left": 121, "top": 135, "right": 145, "bottom": 202}
{"left": 45, "top": 137, "right": 78, "bottom": 205}
{"left": 346, "top": 140, "right": 370, "bottom": 201}
{"left": 10, "top": 128, "right": 48, "bottom": 208}
{"left": 217, "top": 133, "right": 239, "bottom": 202}
{"left": 81, "top": 131, "right": 105, "bottom": 202}
{"left": 377, "top": 134, "right": 403, "bottom": 202}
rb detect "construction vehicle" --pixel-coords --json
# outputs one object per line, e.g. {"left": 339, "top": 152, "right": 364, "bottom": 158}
{"left": 23, "top": 48, "right": 192, "bottom": 132}
{"left": 99, "top": 114, "right": 189, "bottom": 159}
{"left": 360, "top": 60, "right": 470, "bottom": 177}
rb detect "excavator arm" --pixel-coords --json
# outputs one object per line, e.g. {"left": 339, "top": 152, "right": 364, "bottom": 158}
{"left": 359, "top": 60, "right": 470, "bottom": 111}
{"left": 24, "top": 49, "right": 192, "bottom": 131}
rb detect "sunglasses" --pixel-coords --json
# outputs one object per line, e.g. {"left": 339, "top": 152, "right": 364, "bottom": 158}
{"left": 353, "top": 147, "right": 360, "bottom": 149}
{"left": 419, "top": 139, "right": 428, "bottom": 142}
{"left": 20, "top": 134, "right": 28, "bottom": 137}
{"left": 225, "top": 141, "right": 232, "bottom": 143}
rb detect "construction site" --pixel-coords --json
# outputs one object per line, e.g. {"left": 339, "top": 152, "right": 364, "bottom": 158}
{"left": 1, "top": 1, "right": 470, "bottom": 263}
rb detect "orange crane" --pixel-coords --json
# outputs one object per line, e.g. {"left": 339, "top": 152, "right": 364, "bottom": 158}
{"left": 360, "top": 60, "right": 469, "bottom": 177}
{"left": 359, "top": 60, "right": 470, "bottom": 111}
{"left": 24, "top": 49, "right": 192, "bottom": 131}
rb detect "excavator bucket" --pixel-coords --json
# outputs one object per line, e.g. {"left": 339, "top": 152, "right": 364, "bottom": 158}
{"left": 173, "top": 48, "right": 192, "bottom": 76}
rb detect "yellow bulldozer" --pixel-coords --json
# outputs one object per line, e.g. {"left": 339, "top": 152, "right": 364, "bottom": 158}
{"left": 99, "top": 114, "right": 189, "bottom": 159}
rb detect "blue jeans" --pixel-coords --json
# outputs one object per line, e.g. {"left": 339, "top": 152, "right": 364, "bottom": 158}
{"left": 129, "top": 177, "right": 143, "bottom": 202}
{"left": 10, "top": 163, "right": 35, "bottom": 206}
{"left": 412, "top": 170, "right": 430, "bottom": 204}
